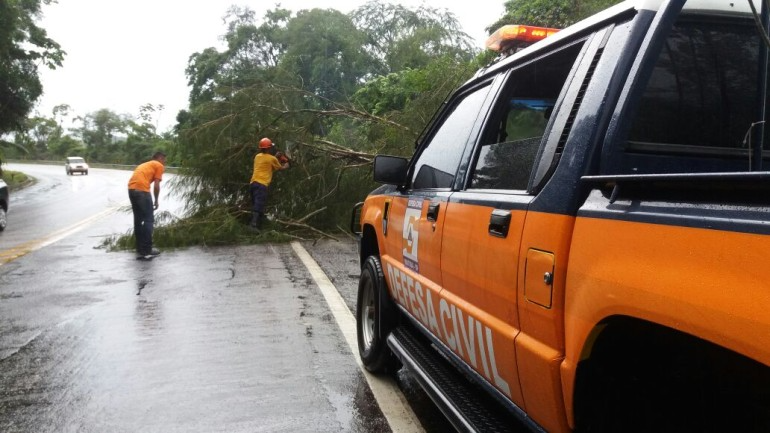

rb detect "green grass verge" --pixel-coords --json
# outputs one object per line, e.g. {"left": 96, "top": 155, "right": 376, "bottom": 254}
{"left": 2, "top": 170, "right": 35, "bottom": 190}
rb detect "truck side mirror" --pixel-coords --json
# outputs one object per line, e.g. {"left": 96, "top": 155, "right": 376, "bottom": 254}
{"left": 373, "top": 155, "right": 409, "bottom": 185}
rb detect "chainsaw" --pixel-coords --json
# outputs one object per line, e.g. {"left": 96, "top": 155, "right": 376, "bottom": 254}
{"left": 275, "top": 141, "right": 295, "bottom": 164}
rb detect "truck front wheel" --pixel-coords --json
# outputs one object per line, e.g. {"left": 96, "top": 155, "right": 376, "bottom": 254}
{"left": 356, "top": 255, "right": 399, "bottom": 373}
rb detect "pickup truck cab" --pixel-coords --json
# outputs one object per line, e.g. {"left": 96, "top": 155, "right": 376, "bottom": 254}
{"left": 354, "top": 0, "right": 770, "bottom": 431}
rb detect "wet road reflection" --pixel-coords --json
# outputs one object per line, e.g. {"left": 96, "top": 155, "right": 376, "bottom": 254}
{"left": 0, "top": 242, "right": 392, "bottom": 432}
{"left": 0, "top": 164, "right": 455, "bottom": 432}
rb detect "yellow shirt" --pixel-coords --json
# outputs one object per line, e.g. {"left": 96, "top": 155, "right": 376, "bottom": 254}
{"left": 128, "top": 160, "right": 164, "bottom": 192}
{"left": 250, "top": 153, "right": 282, "bottom": 186}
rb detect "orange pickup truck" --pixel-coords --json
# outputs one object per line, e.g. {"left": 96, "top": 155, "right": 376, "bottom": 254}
{"left": 353, "top": 0, "right": 770, "bottom": 431}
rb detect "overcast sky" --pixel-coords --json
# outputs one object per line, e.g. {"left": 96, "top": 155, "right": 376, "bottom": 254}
{"left": 36, "top": 0, "right": 505, "bottom": 132}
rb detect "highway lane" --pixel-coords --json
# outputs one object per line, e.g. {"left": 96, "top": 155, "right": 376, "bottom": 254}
{"left": 0, "top": 163, "right": 448, "bottom": 432}
{"left": 0, "top": 163, "right": 182, "bottom": 264}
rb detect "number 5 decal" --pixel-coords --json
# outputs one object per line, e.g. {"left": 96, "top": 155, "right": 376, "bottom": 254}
{"left": 402, "top": 199, "right": 422, "bottom": 272}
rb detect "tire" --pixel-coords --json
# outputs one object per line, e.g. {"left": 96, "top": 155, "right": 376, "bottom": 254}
{"left": 0, "top": 208, "right": 7, "bottom": 231}
{"left": 356, "top": 255, "right": 399, "bottom": 373}
{"left": 85, "top": 171, "right": 88, "bottom": 175}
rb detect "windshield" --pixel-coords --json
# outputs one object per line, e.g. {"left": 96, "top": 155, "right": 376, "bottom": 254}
{"left": 68, "top": 158, "right": 85, "bottom": 164}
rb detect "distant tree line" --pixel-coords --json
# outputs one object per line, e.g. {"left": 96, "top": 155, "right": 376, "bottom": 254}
{"left": 4, "top": 103, "right": 175, "bottom": 165}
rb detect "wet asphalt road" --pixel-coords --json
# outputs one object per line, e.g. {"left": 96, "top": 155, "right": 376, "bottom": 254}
{"left": 0, "top": 164, "right": 455, "bottom": 432}
{"left": 1, "top": 242, "right": 390, "bottom": 432}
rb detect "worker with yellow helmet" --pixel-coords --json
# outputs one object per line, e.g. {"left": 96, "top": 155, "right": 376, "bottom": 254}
{"left": 249, "top": 137, "right": 290, "bottom": 230}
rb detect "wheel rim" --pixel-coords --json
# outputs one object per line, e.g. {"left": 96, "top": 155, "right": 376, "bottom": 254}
{"left": 361, "top": 278, "right": 376, "bottom": 351}
{"left": 0, "top": 209, "right": 6, "bottom": 229}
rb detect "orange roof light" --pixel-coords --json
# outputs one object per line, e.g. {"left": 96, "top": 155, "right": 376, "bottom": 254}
{"left": 485, "top": 25, "right": 560, "bottom": 52}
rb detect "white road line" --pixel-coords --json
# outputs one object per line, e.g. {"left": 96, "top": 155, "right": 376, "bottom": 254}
{"left": 0, "top": 204, "right": 124, "bottom": 266}
{"left": 291, "top": 241, "right": 425, "bottom": 433}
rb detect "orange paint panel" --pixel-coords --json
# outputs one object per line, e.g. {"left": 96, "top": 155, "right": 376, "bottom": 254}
{"left": 361, "top": 196, "right": 385, "bottom": 234}
{"left": 561, "top": 216, "right": 770, "bottom": 427}
{"left": 433, "top": 287, "right": 524, "bottom": 405}
{"left": 517, "top": 211, "right": 573, "bottom": 352}
{"left": 382, "top": 197, "right": 408, "bottom": 265}
{"left": 516, "top": 211, "right": 574, "bottom": 428}
{"left": 525, "top": 249, "right": 555, "bottom": 308}
{"left": 442, "top": 202, "right": 525, "bottom": 333}
{"left": 382, "top": 249, "right": 525, "bottom": 406}
{"left": 382, "top": 255, "right": 444, "bottom": 325}
{"left": 415, "top": 199, "right": 446, "bottom": 284}
{"left": 441, "top": 201, "right": 528, "bottom": 407}
{"left": 516, "top": 333, "right": 572, "bottom": 433}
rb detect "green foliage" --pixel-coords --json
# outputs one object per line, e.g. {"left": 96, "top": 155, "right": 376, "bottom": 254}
{"left": 4, "top": 105, "right": 176, "bottom": 165}
{"left": 48, "top": 135, "right": 86, "bottom": 158}
{"left": 353, "top": 56, "right": 476, "bottom": 129}
{"left": 0, "top": 0, "right": 64, "bottom": 135}
{"left": 173, "top": 3, "right": 484, "bottom": 239}
{"left": 282, "top": 9, "right": 373, "bottom": 101}
{"left": 351, "top": 0, "right": 475, "bottom": 73}
{"left": 101, "top": 206, "right": 295, "bottom": 252}
{"left": 185, "top": 47, "right": 227, "bottom": 106}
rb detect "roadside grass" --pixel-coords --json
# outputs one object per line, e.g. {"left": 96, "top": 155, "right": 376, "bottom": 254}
{"left": 99, "top": 206, "right": 299, "bottom": 252}
{"left": 2, "top": 170, "right": 35, "bottom": 190}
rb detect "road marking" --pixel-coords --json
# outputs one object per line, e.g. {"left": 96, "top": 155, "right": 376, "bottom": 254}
{"left": 0, "top": 205, "right": 123, "bottom": 266}
{"left": 291, "top": 241, "right": 425, "bottom": 433}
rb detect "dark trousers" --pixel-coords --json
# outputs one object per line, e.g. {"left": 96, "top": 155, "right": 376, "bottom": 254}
{"left": 129, "top": 189, "right": 154, "bottom": 255}
{"left": 249, "top": 182, "right": 268, "bottom": 227}
{"left": 250, "top": 182, "right": 268, "bottom": 214}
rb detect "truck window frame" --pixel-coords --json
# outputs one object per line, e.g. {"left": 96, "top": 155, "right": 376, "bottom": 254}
{"left": 464, "top": 41, "right": 588, "bottom": 194}
{"left": 405, "top": 79, "right": 497, "bottom": 191}
{"left": 601, "top": 6, "right": 770, "bottom": 175}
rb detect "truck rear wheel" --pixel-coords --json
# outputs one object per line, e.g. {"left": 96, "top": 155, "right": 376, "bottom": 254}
{"left": 356, "top": 255, "right": 399, "bottom": 373}
{"left": 576, "top": 319, "right": 770, "bottom": 432}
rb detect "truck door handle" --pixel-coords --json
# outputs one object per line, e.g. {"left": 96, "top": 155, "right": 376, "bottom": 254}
{"left": 489, "top": 209, "right": 511, "bottom": 238}
{"left": 427, "top": 202, "right": 440, "bottom": 222}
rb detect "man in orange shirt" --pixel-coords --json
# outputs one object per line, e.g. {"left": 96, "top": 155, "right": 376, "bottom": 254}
{"left": 250, "top": 137, "right": 289, "bottom": 229}
{"left": 128, "top": 152, "right": 166, "bottom": 260}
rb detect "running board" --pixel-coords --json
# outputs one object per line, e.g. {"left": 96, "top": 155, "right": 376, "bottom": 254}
{"left": 387, "top": 326, "right": 542, "bottom": 433}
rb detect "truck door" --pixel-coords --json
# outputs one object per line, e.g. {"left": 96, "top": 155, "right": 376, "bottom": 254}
{"left": 380, "top": 81, "right": 496, "bottom": 336}
{"left": 439, "top": 40, "right": 590, "bottom": 420}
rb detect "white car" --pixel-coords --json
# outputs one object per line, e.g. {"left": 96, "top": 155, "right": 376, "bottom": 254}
{"left": 65, "top": 157, "right": 89, "bottom": 175}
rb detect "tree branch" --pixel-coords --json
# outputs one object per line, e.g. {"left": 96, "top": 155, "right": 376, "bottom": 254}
{"left": 296, "top": 206, "right": 328, "bottom": 224}
{"left": 275, "top": 218, "right": 339, "bottom": 241}
{"left": 300, "top": 140, "right": 376, "bottom": 163}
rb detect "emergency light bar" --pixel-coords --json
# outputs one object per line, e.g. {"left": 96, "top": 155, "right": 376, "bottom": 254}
{"left": 485, "top": 25, "right": 560, "bottom": 52}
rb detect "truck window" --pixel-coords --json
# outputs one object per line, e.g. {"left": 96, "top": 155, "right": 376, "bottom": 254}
{"left": 411, "top": 84, "right": 492, "bottom": 189}
{"left": 620, "top": 15, "right": 769, "bottom": 173}
{"left": 470, "top": 43, "right": 583, "bottom": 190}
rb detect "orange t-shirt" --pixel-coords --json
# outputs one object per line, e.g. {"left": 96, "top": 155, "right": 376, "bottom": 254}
{"left": 128, "top": 160, "right": 164, "bottom": 192}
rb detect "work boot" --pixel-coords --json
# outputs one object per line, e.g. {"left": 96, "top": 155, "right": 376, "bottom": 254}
{"left": 136, "top": 248, "right": 161, "bottom": 260}
{"left": 249, "top": 213, "right": 261, "bottom": 232}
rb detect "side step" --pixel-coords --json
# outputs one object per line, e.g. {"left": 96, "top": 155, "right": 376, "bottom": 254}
{"left": 387, "top": 326, "right": 542, "bottom": 433}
